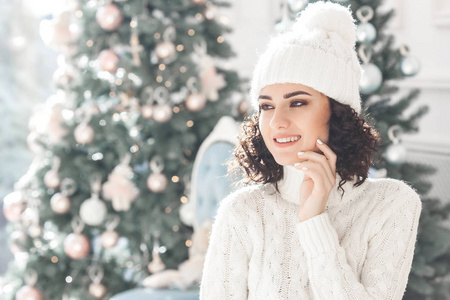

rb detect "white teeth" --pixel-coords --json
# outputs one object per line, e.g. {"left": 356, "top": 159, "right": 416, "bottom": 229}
{"left": 275, "top": 136, "right": 300, "bottom": 143}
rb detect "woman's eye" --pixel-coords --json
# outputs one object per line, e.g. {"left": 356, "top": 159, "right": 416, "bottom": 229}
{"left": 290, "top": 100, "right": 306, "bottom": 107}
{"left": 259, "top": 104, "right": 274, "bottom": 110}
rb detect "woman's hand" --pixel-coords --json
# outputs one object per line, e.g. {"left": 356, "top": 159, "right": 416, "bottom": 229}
{"left": 295, "top": 139, "right": 337, "bottom": 222}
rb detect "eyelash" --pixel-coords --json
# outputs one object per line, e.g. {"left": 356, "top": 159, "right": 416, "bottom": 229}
{"left": 259, "top": 100, "right": 306, "bottom": 111}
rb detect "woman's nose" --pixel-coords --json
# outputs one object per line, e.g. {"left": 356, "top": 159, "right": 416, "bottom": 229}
{"left": 270, "top": 107, "right": 290, "bottom": 129}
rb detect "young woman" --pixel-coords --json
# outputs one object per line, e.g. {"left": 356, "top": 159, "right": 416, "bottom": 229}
{"left": 199, "top": 2, "right": 421, "bottom": 299}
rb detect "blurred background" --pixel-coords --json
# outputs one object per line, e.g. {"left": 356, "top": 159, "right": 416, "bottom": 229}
{"left": 0, "top": 0, "right": 449, "bottom": 299}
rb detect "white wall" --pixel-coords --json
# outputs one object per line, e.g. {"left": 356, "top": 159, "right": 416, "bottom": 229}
{"left": 221, "top": 0, "right": 450, "bottom": 200}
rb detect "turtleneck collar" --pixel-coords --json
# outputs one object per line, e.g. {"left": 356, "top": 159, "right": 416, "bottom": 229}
{"left": 277, "top": 165, "right": 360, "bottom": 208}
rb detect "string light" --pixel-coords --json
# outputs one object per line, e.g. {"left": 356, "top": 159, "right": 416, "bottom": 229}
{"left": 180, "top": 66, "right": 187, "bottom": 73}
{"left": 180, "top": 196, "right": 188, "bottom": 203}
{"left": 173, "top": 107, "right": 180, "bottom": 113}
{"left": 130, "top": 145, "right": 139, "bottom": 153}
{"left": 176, "top": 44, "right": 184, "bottom": 51}
{"left": 65, "top": 276, "right": 73, "bottom": 283}
{"left": 172, "top": 176, "right": 179, "bottom": 183}
{"left": 130, "top": 20, "right": 138, "bottom": 28}
{"left": 188, "top": 29, "right": 195, "bottom": 36}
{"left": 159, "top": 64, "right": 166, "bottom": 70}
{"left": 115, "top": 79, "right": 123, "bottom": 85}
{"left": 165, "top": 207, "right": 172, "bottom": 214}
{"left": 154, "top": 32, "right": 161, "bottom": 39}
{"left": 217, "top": 36, "right": 224, "bottom": 43}
{"left": 156, "top": 76, "right": 163, "bottom": 82}
{"left": 185, "top": 239, "right": 192, "bottom": 247}
{"left": 173, "top": 225, "right": 179, "bottom": 232}
{"left": 164, "top": 81, "right": 171, "bottom": 88}
{"left": 86, "top": 40, "right": 94, "bottom": 47}
{"left": 75, "top": 10, "right": 83, "bottom": 18}
{"left": 187, "top": 120, "right": 194, "bottom": 127}
{"left": 109, "top": 91, "right": 116, "bottom": 97}
{"left": 195, "top": 13, "right": 203, "bottom": 20}
{"left": 51, "top": 256, "right": 59, "bottom": 263}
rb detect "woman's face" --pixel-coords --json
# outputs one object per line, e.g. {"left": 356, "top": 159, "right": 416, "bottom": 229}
{"left": 258, "top": 83, "right": 331, "bottom": 166}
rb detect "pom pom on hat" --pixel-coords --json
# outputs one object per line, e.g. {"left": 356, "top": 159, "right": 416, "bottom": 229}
{"left": 250, "top": 1, "right": 363, "bottom": 114}
{"left": 293, "top": 1, "right": 356, "bottom": 45}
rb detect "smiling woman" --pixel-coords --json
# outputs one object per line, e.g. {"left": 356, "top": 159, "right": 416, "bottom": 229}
{"left": 199, "top": 1, "right": 422, "bottom": 300}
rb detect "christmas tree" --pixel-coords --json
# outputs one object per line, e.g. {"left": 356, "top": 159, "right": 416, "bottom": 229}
{"left": 280, "top": 0, "right": 450, "bottom": 299}
{"left": 1, "top": 0, "right": 245, "bottom": 299}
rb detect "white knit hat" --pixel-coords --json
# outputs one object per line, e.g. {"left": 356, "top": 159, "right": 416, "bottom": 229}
{"left": 250, "top": 1, "right": 362, "bottom": 114}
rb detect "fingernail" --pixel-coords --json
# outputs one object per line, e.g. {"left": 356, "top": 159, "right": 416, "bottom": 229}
{"left": 294, "top": 162, "right": 301, "bottom": 167}
{"left": 317, "top": 139, "right": 323, "bottom": 144}
{"left": 298, "top": 151, "right": 304, "bottom": 156}
{"left": 302, "top": 167, "right": 308, "bottom": 171}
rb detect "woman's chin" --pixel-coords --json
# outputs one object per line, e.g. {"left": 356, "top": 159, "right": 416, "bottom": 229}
{"left": 274, "top": 156, "right": 298, "bottom": 166}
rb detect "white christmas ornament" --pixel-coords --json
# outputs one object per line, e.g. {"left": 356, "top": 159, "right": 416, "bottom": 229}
{"left": 102, "top": 154, "right": 139, "bottom": 211}
{"left": 80, "top": 175, "right": 107, "bottom": 226}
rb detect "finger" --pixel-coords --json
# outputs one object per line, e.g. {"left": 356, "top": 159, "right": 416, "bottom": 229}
{"left": 294, "top": 161, "right": 333, "bottom": 190}
{"left": 295, "top": 162, "right": 332, "bottom": 197}
{"left": 316, "top": 139, "right": 337, "bottom": 174}
{"left": 297, "top": 151, "right": 334, "bottom": 184}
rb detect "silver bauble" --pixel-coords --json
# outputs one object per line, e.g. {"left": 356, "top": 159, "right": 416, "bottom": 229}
{"left": 384, "top": 143, "right": 407, "bottom": 165}
{"left": 356, "top": 23, "right": 377, "bottom": 44}
{"left": 359, "top": 63, "right": 383, "bottom": 94}
{"left": 400, "top": 56, "right": 421, "bottom": 77}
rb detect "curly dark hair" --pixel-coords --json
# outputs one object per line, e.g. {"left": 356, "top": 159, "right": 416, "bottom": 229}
{"left": 229, "top": 97, "right": 382, "bottom": 194}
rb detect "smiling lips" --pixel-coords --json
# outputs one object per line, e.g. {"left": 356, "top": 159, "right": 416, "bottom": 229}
{"left": 273, "top": 135, "right": 301, "bottom": 148}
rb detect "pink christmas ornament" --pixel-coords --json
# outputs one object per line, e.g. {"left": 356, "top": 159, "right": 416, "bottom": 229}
{"left": 50, "top": 193, "right": 71, "bottom": 214}
{"left": 98, "top": 49, "right": 120, "bottom": 73}
{"left": 15, "top": 285, "right": 43, "bottom": 300}
{"left": 64, "top": 233, "right": 90, "bottom": 259}
{"left": 3, "top": 191, "right": 26, "bottom": 222}
{"left": 155, "top": 41, "right": 176, "bottom": 60}
{"left": 96, "top": 4, "right": 123, "bottom": 31}
{"left": 74, "top": 123, "right": 95, "bottom": 144}
{"left": 185, "top": 93, "right": 207, "bottom": 112}
{"left": 89, "top": 283, "right": 107, "bottom": 299}
{"left": 100, "top": 230, "right": 119, "bottom": 248}
{"left": 141, "top": 104, "right": 153, "bottom": 119}
{"left": 152, "top": 104, "right": 172, "bottom": 123}
{"left": 102, "top": 155, "right": 139, "bottom": 211}
{"left": 146, "top": 173, "right": 168, "bottom": 193}
{"left": 44, "top": 170, "right": 60, "bottom": 189}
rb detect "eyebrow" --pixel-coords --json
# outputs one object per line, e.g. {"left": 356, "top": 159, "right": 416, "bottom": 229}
{"left": 258, "top": 90, "right": 312, "bottom": 100}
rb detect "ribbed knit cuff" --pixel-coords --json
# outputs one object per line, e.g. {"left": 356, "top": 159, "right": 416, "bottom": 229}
{"left": 295, "top": 213, "right": 340, "bottom": 257}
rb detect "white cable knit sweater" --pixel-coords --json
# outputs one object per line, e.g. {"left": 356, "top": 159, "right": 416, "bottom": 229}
{"left": 199, "top": 166, "right": 422, "bottom": 299}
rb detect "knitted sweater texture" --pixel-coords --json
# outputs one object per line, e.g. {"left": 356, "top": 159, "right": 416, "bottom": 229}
{"left": 199, "top": 166, "right": 422, "bottom": 299}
